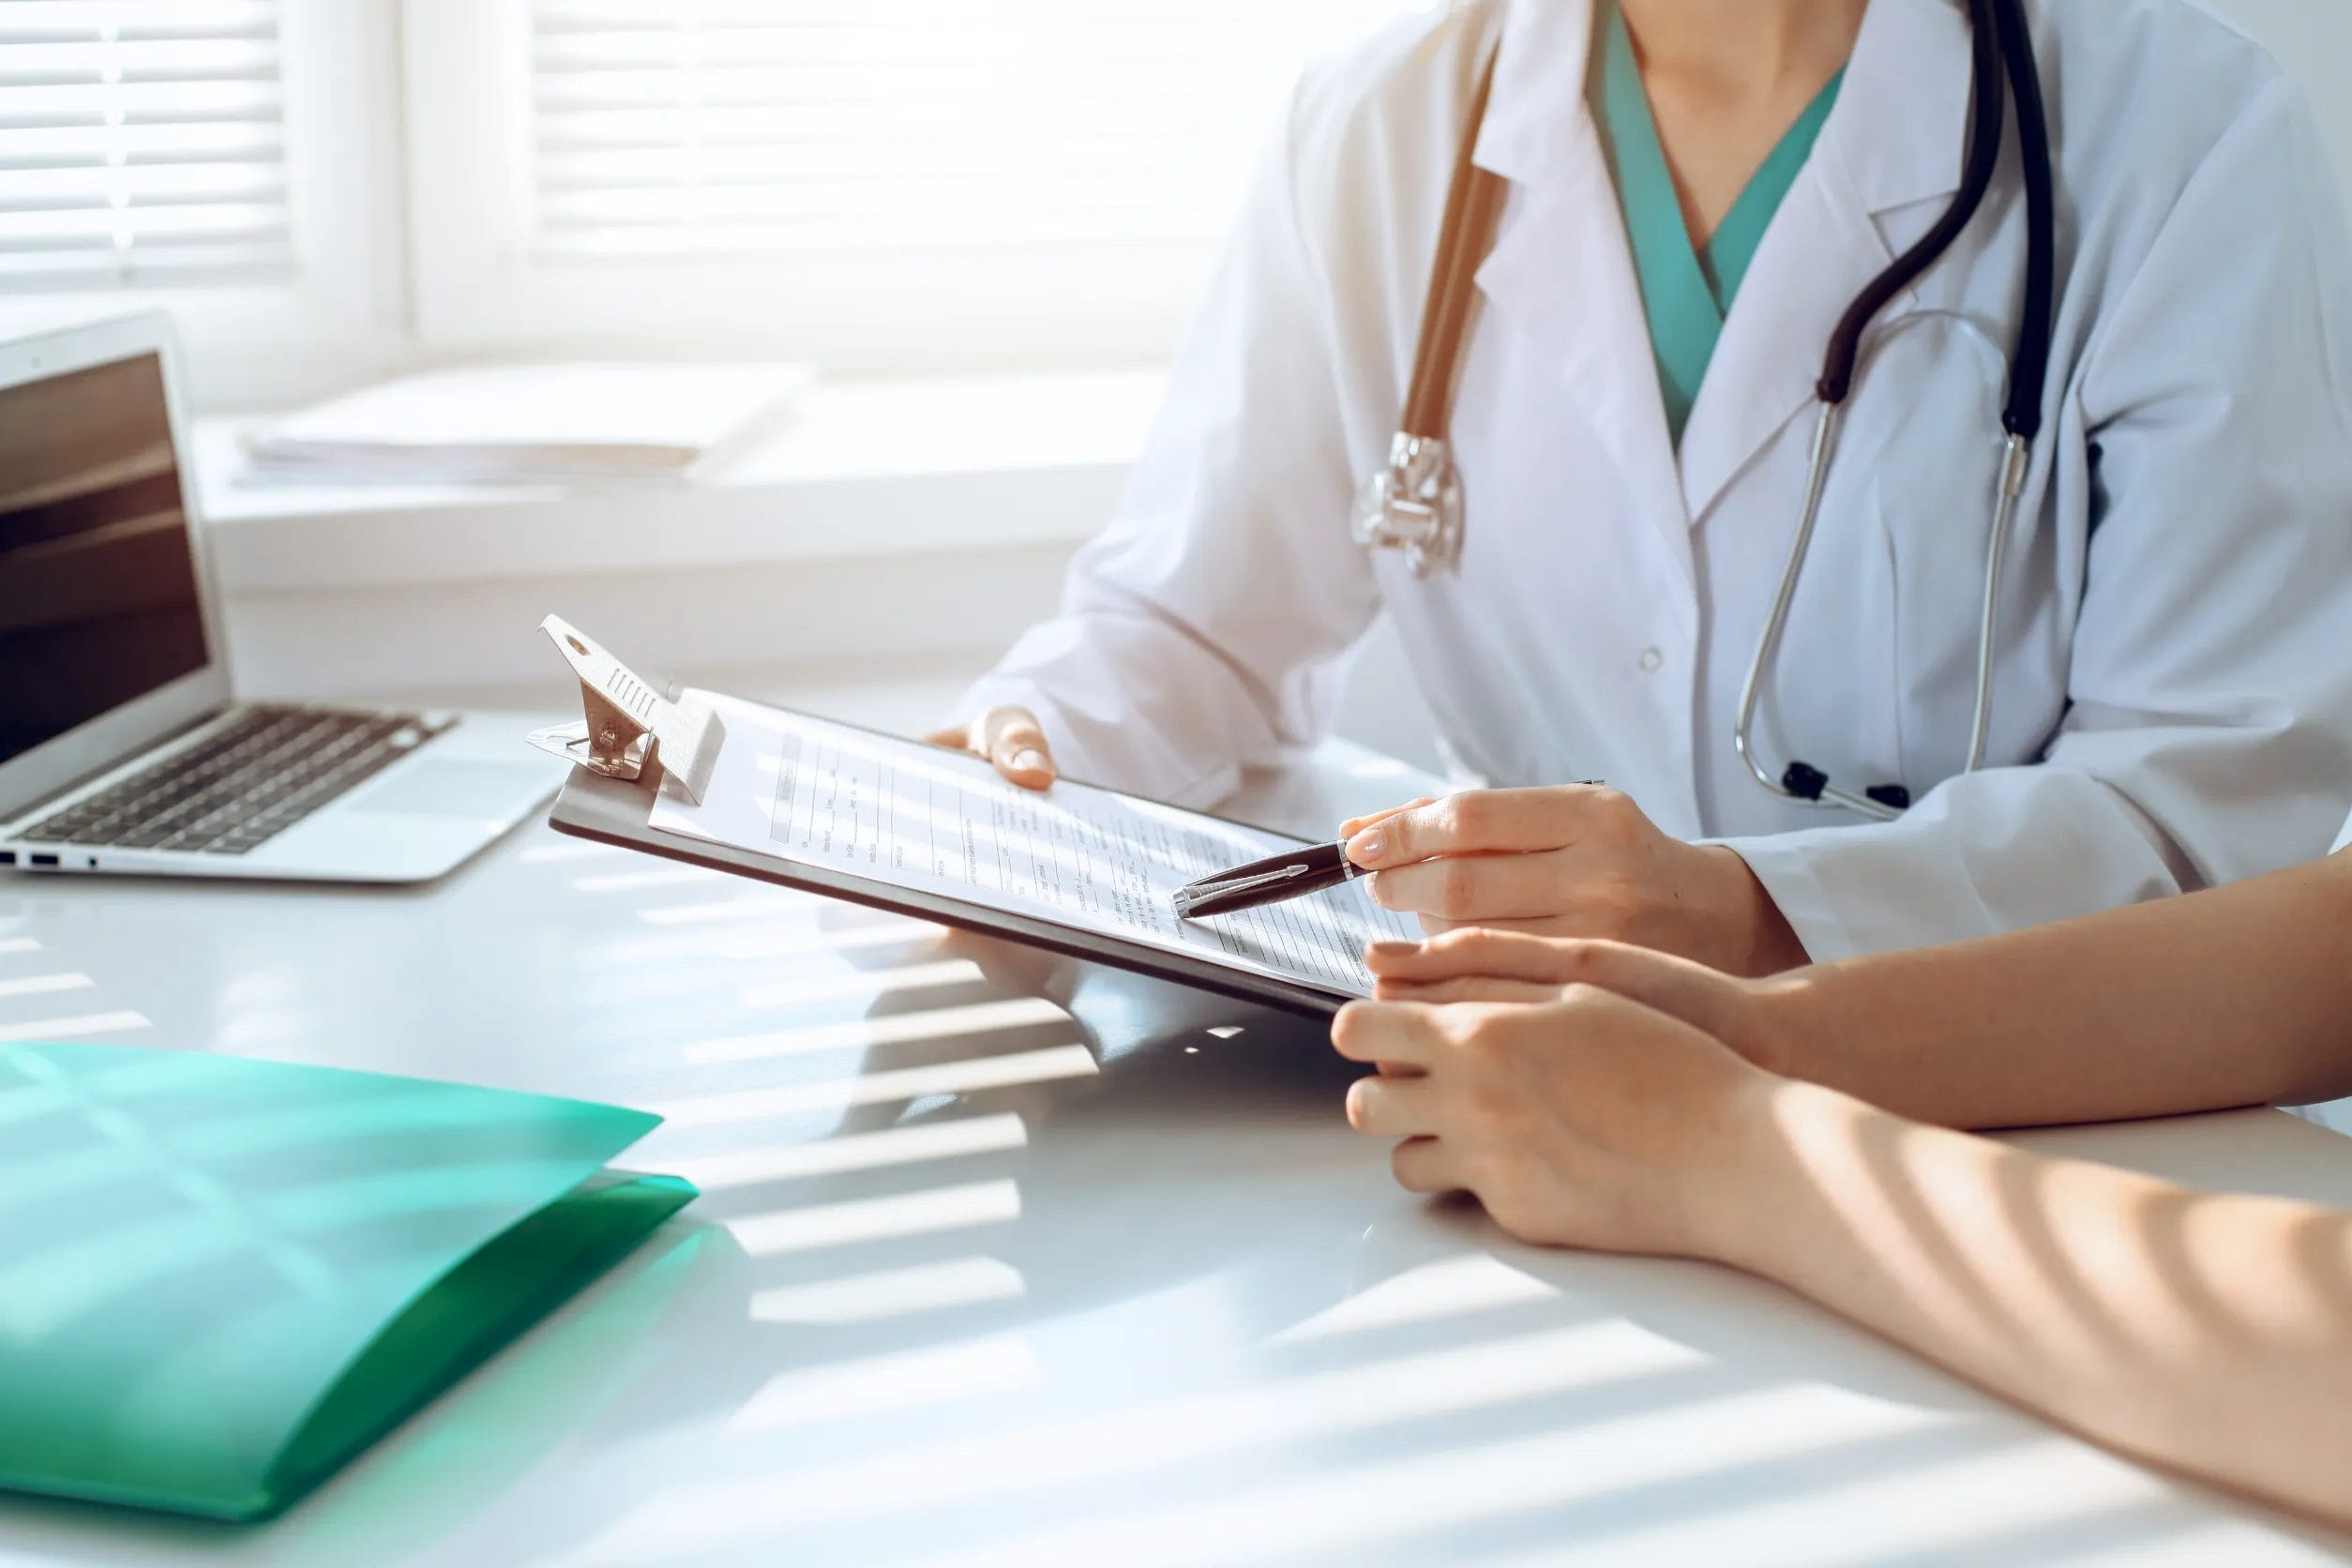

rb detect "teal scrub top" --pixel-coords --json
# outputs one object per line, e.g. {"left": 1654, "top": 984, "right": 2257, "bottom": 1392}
{"left": 1591, "top": 0, "right": 1845, "bottom": 445}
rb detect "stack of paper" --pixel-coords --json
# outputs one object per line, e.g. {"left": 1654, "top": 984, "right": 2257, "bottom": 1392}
{"left": 239, "top": 362, "right": 809, "bottom": 487}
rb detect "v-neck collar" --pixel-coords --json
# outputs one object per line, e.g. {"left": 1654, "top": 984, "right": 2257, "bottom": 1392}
{"left": 1591, "top": 0, "right": 1844, "bottom": 442}
{"left": 1591, "top": 0, "right": 1718, "bottom": 445}
{"left": 1703, "top": 63, "right": 1845, "bottom": 308}
{"left": 1468, "top": 0, "right": 1975, "bottom": 535}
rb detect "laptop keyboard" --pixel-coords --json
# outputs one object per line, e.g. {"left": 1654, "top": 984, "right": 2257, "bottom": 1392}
{"left": 23, "top": 707, "right": 454, "bottom": 857}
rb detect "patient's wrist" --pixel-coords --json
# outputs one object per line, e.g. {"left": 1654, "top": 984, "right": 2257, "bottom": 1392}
{"left": 1689, "top": 1072, "right": 1818, "bottom": 1273}
{"left": 1726, "top": 969, "right": 1829, "bottom": 1084}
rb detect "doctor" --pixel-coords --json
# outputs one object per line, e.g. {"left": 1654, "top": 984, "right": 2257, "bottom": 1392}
{"left": 941, "top": 0, "right": 2352, "bottom": 972}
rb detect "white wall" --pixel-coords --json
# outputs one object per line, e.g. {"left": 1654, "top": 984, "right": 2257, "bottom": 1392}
{"left": 2199, "top": 0, "right": 2352, "bottom": 191}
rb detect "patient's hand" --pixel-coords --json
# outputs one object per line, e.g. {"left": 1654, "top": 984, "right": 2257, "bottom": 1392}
{"left": 1362, "top": 929, "right": 1805, "bottom": 1078}
{"left": 1331, "top": 983, "right": 1775, "bottom": 1258}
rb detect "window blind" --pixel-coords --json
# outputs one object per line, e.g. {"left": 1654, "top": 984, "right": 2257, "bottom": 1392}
{"left": 528, "top": 0, "right": 1422, "bottom": 262}
{"left": 0, "top": 0, "right": 292, "bottom": 291}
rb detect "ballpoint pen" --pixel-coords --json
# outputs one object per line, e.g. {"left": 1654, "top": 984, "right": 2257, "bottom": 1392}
{"left": 1176, "top": 781, "right": 1609, "bottom": 922}
{"left": 1173, "top": 840, "right": 1364, "bottom": 921}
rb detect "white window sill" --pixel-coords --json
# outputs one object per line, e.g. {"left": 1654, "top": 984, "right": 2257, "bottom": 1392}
{"left": 192, "top": 369, "right": 1165, "bottom": 594}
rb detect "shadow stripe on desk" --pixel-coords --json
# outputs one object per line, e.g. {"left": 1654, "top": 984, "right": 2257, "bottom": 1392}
{"left": 712, "top": 923, "right": 944, "bottom": 960}
{"left": 639, "top": 896, "right": 807, "bottom": 927}
{"left": 517, "top": 839, "right": 622, "bottom": 865}
{"left": 735, "top": 957, "right": 984, "bottom": 1010}
{"left": 725, "top": 1331, "right": 1041, "bottom": 1435}
{"left": 586, "top": 1316, "right": 1710, "bottom": 1557}
{"left": 571, "top": 866, "right": 726, "bottom": 895}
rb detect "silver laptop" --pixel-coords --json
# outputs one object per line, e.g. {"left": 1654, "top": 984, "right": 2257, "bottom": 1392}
{"left": 0, "top": 315, "right": 563, "bottom": 883}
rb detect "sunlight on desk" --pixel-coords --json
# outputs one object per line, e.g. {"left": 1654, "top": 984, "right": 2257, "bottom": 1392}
{"left": 0, "top": 1010, "right": 150, "bottom": 1044}
{"left": 735, "top": 957, "right": 985, "bottom": 1010}
{"left": 684, "top": 995, "right": 1072, "bottom": 1066}
{"left": 653, "top": 1046, "right": 1100, "bottom": 1130}
{"left": 726, "top": 1332, "right": 1042, "bottom": 1437}
{"left": 747, "top": 1256, "right": 1030, "bottom": 1328}
{"left": 565, "top": 864, "right": 719, "bottom": 895}
{"left": 731, "top": 1179, "right": 1024, "bottom": 1259}
{"left": 635, "top": 893, "right": 806, "bottom": 927}
{"left": 668, "top": 1112, "right": 1029, "bottom": 1190}
{"left": 0, "top": 972, "right": 93, "bottom": 1002}
{"left": 587, "top": 1318, "right": 1711, "bottom": 1557}
{"left": 711, "top": 920, "right": 948, "bottom": 961}
{"left": 1272, "top": 1254, "right": 1561, "bottom": 1346}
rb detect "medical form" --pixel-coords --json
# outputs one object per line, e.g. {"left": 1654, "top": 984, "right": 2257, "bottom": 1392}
{"left": 648, "top": 692, "right": 1417, "bottom": 997}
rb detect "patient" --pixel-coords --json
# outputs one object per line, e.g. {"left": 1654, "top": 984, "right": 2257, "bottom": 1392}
{"left": 1334, "top": 833, "right": 2352, "bottom": 1529}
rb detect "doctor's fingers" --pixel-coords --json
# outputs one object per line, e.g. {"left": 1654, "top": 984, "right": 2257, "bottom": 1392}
{"left": 1337, "top": 797, "right": 1438, "bottom": 841}
{"left": 1346, "top": 786, "right": 1635, "bottom": 869}
{"left": 967, "top": 706, "right": 1057, "bottom": 791}
{"left": 1365, "top": 848, "right": 1580, "bottom": 923}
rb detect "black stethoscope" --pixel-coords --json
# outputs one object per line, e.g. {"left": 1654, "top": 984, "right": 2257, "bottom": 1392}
{"left": 1354, "top": 0, "right": 2058, "bottom": 821}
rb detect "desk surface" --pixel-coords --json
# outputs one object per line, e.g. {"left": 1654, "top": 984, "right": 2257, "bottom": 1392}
{"left": 2, "top": 759, "right": 2350, "bottom": 1567}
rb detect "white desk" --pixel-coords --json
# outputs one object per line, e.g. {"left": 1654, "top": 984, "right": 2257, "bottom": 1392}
{"left": 1, "top": 753, "right": 2349, "bottom": 1567}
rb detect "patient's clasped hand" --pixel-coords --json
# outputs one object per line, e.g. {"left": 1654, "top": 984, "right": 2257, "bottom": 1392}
{"left": 1336, "top": 837, "right": 2352, "bottom": 1530}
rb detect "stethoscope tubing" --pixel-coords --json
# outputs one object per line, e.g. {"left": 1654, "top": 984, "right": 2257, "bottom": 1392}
{"left": 1734, "top": 403, "right": 1849, "bottom": 807}
{"left": 1364, "top": 0, "right": 2058, "bottom": 821}
{"left": 1737, "top": 0, "right": 2057, "bottom": 820}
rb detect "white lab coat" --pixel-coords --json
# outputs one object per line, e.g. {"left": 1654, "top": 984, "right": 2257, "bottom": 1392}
{"left": 960, "top": 0, "right": 2352, "bottom": 961}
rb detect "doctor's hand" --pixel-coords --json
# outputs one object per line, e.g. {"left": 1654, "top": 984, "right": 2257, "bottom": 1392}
{"left": 927, "top": 706, "right": 1057, "bottom": 791}
{"left": 1343, "top": 787, "right": 1809, "bottom": 977}
{"left": 1333, "top": 988, "right": 1778, "bottom": 1258}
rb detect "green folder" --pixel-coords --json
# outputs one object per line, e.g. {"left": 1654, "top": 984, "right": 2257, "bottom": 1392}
{"left": 0, "top": 1041, "right": 696, "bottom": 1522}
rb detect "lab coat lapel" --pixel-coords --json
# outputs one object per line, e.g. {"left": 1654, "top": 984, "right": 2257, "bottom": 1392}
{"left": 1678, "top": 0, "right": 1974, "bottom": 526}
{"left": 1473, "top": 0, "right": 1693, "bottom": 581}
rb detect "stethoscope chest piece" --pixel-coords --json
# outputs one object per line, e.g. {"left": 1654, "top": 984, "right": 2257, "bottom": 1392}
{"left": 1354, "top": 432, "right": 1464, "bottom": 578}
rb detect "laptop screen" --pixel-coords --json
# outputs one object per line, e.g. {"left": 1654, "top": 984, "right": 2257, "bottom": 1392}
{"left": 0, "top": 352, "right": 209, "bottom": 768}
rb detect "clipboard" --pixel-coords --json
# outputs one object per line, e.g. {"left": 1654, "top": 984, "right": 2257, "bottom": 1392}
{"left": 532, "top": 619, "right": 1361, "bottom": 1019}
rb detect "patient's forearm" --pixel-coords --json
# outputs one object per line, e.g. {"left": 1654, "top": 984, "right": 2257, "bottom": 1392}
{"left": 1722, "top": 1080, "right": 2352, "bottom": 1529}
{"left": 1763, "top": 855, "right": 2352, "bottom": 1129}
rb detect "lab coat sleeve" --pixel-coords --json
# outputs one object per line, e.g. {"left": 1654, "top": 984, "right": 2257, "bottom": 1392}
{"left": 953, "top": 83, "right": 1379, "bottom": 808}
{"left": 1722, "top": 76, "right": 2352, "bottom": 963}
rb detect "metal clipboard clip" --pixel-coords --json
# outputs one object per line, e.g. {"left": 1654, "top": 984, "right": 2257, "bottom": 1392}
{"left": 526, "top": 614, "right": 725, "bottom": 805}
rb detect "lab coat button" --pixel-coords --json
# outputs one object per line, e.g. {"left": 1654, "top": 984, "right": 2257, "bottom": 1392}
{"left": 1637, "top": 646, "right": 1664, "bottom": 673}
